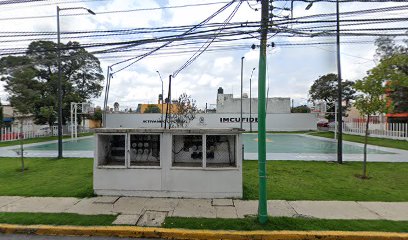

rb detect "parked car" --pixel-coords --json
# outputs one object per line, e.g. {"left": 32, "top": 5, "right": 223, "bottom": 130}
{"left": 36, "top": 126, "right": 50, "bottom": 135}
{"left": 317, "top": 120, "right": 329, "bottom": 128}
{"left": 317, "top": 120, "right": 336, "bottom": 128}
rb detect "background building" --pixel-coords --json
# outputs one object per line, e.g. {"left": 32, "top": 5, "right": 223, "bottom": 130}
{"left": 215, "top": 87, "right": 290, "bottom": 114}
{"left": 105, "top": 87, "right": 317, "bottom": 131}
{"left": 136, "top": 99, "right": 179, "bottom": 114}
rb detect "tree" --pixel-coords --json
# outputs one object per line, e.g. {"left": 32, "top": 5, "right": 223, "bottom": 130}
{"left": 375, "top": 36, "right": 407, "bottom": 60}
{"left": 380, "top": 54, "right": 408, "bottom": 88}
{"left": 86, "top": 108, "right": 102, "bottom": 128}
{"left": 144, "top": 104, "right": 161, "bottom": 113}
{"left": 0, "top": 101, "right": 3, "bottom": 140}
{"left": 39, "top": 106, "right": 57, "bottom": 128}
{"left": 2, "top": 67, "right": 39, "bottom": 116}
{"left": 354, "top": 74, "right": 388, "bottom": 179}
{"left": 88, "top": 108, "right": 103, "bottom": 121}
{"left": 172, "top": 93, "right": 197, "bottom": 128}
{"left": 0, "top": 40, "right": 104, "bottom": 127}
{"left": 374, "top": 37, "right": 408, "bottom": 115}
{"left": 291, "top": 105, "right": 311, "bottom": 113}
{"left": 308, "top": 73, "right": 356, "bottom": 120}
{"left": 371, "top": 54, "right": 408, "bottom": 111}
{"left": 1, "top": 69, "right": 34, "bottom": 173}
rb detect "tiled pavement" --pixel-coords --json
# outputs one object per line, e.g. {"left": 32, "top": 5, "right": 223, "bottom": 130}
{"left": 0, "top": 196, "right": 407, "bottom": 226}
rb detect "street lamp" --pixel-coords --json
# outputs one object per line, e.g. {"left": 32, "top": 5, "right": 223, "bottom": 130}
{"left": 290, "top": 0, "right": 313, "bottom": 18}
{"left": 249, "top": 67, "right": 256, "bottom": 132}
{"left": 303, "top": 0, "right": 343, "bottom": 163}
{"left": 164, "top": 75, "right": 172, "bottom": 129}
{"left": 156, "top": 71, "right": 164, "bottom": 128}
{"left": 305, "top": 2, "right": 313, "bottom": 10}
{"left": 57, "top": 6, "right": 95, "bottom": 159}
{"left": 336, "top": 0, "right": 343, "bottom": 164}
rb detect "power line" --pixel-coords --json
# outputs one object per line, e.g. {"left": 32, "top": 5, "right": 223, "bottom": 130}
{"left": 0, "top": 25, "right": 406, "bottom": 56}
{"left": 0, "top": 15, "right": 404, "bottom": 45}
{"left": 110, "top": 0, "right": 238, "bottom": 75}
{"left": 0, "top": 0, "right": 47, "bottom": 5}
{"left": 275, "top": 0, "right": 408, "bottom": 2}
{"left": 172, "top": 1, "right": 243, "bottom": 77}
{"left": 0, "top": 1, "right": 232, "bottom": 22}
{"left": 274, "top": 4, "right": 408, "bottom": 22}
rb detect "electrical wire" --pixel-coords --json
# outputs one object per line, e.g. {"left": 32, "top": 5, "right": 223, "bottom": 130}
{"left": 172, "top": 1, "right": 243, "bottom": 77}
{"left": 275, "top": 0, "right": 408, "bottom": 2}
{"left": 0, "top": 1, "right": 233, "bottom": 22}
{"left": 109, "top": 0, "right": 238, "bottom": 75}
{"left": 101, "top": 0, "right": 239, "bottom": 123}
{"left": 0, "top": 0, "right": 47, "bottom": 5}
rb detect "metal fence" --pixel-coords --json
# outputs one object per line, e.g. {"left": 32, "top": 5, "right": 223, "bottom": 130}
{"left": 0, "top": 125, "right": 58, "bottom": 142}
{"left": 330, "top": 120, "right": 408, "bottom": 140}
{"left": 0, "top": 125, "right": 91, "bottom": 142}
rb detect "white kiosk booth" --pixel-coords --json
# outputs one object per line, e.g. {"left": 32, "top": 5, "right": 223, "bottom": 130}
{"left": 93, "top": 128, "right": 243, "bottom": 198}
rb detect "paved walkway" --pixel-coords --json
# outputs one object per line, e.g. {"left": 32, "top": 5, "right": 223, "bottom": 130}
{"left": 0, "top": 196, "right": 407, "bottom": 226}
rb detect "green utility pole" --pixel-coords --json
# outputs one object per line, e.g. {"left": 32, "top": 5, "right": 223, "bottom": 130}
{"left": 257, "top": 0, "right": 269, "bottom": 224}
{"left": 336, "top": 0, "right": 343, "bottom": 164}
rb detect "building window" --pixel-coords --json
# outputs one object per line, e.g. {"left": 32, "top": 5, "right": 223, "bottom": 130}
{"left": 129, "top": 134, "right": 160, "bottom": 166}
{"left": 172, "top": 135, "right": 203, "bottom": 167}
{"left": 206, "top": 135, "right": 236, "bottom": 168}
{"left": 97, "top": 134, "right": 126, "bottom": 166}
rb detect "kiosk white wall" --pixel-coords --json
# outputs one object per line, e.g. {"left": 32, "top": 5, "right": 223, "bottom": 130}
{"left": 105, "top": 113, "right": 317, "bottom": 131}
{"left": 94, "top": 128, "right": 243, "bottom": 198}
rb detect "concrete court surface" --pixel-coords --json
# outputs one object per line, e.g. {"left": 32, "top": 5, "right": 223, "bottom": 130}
{"left": 0, "top": 134, "right": 407, "bottom": 162}
{"left": 0, "top": 196, "right": 407, "bottom": 226}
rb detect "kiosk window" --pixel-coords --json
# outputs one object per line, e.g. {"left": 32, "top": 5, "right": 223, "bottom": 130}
{"left": 129, "top": 134, "right": 160, "bottom": 166}
{"left": 206, "top": 135, "right": 236, "bottom": 168}
{"left": 98, "top": 134, "right": 126, "bottom": 166}
{"left": 172, "top": 135, "right": 203, "bottom": 167}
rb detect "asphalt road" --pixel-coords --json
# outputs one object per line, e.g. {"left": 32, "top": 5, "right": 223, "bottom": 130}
{"left": 0, "top": 234, "right": 161, "bottom": 240}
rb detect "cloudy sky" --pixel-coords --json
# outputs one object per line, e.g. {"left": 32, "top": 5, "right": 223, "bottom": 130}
{"left": 0, "top": 0, "right": 407, "bottom": 110}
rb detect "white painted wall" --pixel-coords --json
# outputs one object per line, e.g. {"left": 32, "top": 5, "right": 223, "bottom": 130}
{"left": 106, "top": 113, "right": 317, "bottom": 131}
{"left": 93, "top": 128, "right": 243, "bottom": 198}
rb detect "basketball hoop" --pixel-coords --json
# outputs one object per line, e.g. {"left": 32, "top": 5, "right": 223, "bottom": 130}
{"left": 71, "top": 102, "right": 93, "bottom": 139}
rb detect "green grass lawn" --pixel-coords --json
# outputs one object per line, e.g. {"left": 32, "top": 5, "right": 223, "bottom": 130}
{"left": 308, "top": 131, "right": 408, "bottom": 150}
{"left": 243, "top": 161, "right": 408, "bottom": 201}
{"left": 163, "top": 217, "right": 408, "bottom": 232}
{"left": 264, "top": 131, "right": 315, "bottom": 134}
{"left": 0, "top": 132, "right": 94, "bottom": 148}
{"left": 1, "top": 158, "right": 407, "bottom": 201}
{"left": 0, "top": 213, "right": 407, "bottom": 232}
{"left": 0, "top": 212, "right": 116, "bottom": 226}
{"left": 0, "top": 157, "right": 93, "bottom": 198}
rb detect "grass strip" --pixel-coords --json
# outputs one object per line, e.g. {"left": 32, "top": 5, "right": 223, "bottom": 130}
{"left": 244, "top": 131, "right": 315, "bottom": 134}
{"left": 1, "top": 158, "right": 407, "bottom": 201}
{"left": 243, "top": 161, "right": 408, "bottom": 201}
{"left": 163, "top": 216, "right": 408, "bottom": 233}
{"left": 308, "top": 131, "right": 408, "bottom": 150}
{"left": 0, "top": 212, "right": 116, "bottom": 226}
{"left": 0, "top": 157, "right": 94, "bottom": 198}
{"left": 0, "top": 132, "right": 94, "bottom": 147}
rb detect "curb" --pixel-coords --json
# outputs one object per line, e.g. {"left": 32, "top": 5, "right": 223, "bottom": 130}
{"left": 1, "top": 224, "right": 408, "bottom": 240}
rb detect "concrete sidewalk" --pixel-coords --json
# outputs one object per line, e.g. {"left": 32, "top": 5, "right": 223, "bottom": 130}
{"left": 0, "top": 196, "right": 407, "bottom": 226}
